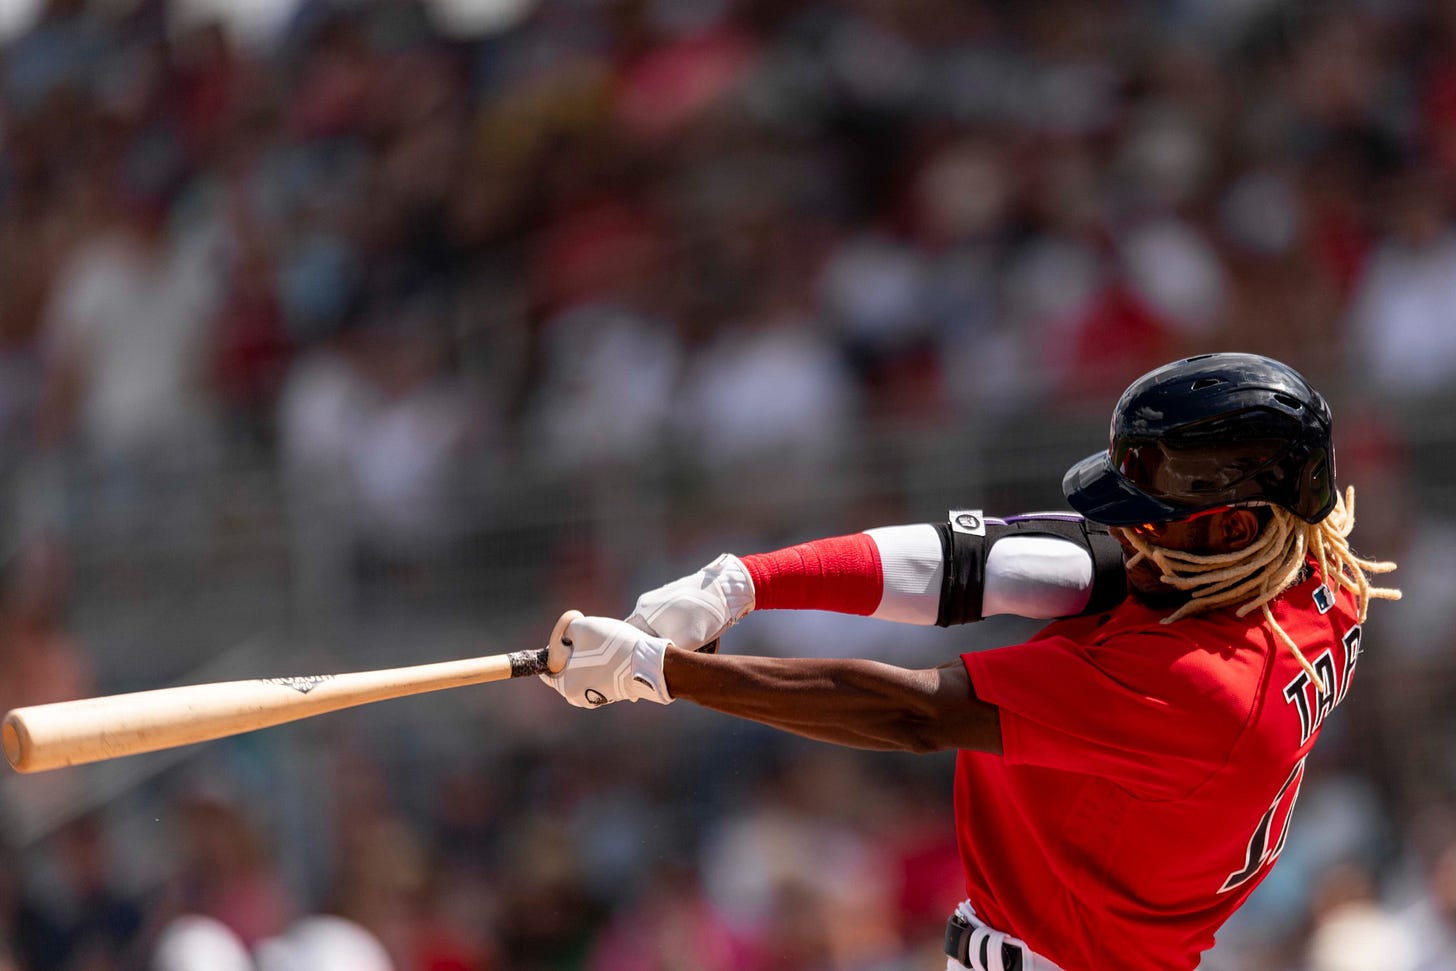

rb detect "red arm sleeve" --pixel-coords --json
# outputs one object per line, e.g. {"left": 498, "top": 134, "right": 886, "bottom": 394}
{"left": 741, "top": 533, "right": 885, "bottom": 614}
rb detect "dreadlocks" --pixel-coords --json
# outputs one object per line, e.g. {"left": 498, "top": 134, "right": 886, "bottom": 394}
{"left": 1121, "top": 487, "right": 1401, "bottom": 692}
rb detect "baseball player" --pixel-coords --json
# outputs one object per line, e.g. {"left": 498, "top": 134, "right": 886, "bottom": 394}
{"left": 540, "top": 353, "right": 1401, "bottom": 971}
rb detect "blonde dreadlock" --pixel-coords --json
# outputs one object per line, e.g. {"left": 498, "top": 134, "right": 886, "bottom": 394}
{"left": 1121, "top": 486, "right": 1401, "bottom": 693}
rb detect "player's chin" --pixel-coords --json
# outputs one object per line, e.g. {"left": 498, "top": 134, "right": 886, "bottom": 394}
{"left": 1124, "top": 558, "right": 1171, "bottom": 598}
{"left": 1127, "top": 571, "right": 1164, "bottom": 598}
{"left": 1107, "top": 530, "right": 1170, "bottom": 600}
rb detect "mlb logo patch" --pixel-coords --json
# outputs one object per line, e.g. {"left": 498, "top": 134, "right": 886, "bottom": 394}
{"left": 1313, "top": 584, "right": 1334, "bottom": 614}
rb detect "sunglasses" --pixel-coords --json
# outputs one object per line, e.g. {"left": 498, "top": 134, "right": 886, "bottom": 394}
{"left": 1124, "top": 506, "right": 1231, "bottom": 539}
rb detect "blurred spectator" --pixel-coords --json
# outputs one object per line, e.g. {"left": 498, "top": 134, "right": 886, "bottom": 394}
{"left": 41, "top": 142, "right": 223, "bottom": 466}
{"left": 41, "top": 815, "right": 144, "bottom": 971}
{"left": 1305, "top": 863, "right": 1416, "bottom": 971}
{"left": 700, "top": 751, "right": 903, "bottom": 965}
{"left": 525, "top": 302, "right": 683, "bottom": 472}
{"left": 0, "top": 842, "right": 63, "bottom": 971}
{"left": 152, "top": 915, "right": 253, "bottom": 971}
{"left": 2, "top": 0, "right": 102, "bottom": 114}
{"left": 279, "top": 305, "right": 479, "bottom": 620}
{"left": 675, "top": 308, "right": 858, "bottom": 523}
{"left": 167, "top": 791, "right": 295, "bottom": 949}
{"left": 155, "top": 912, "right": 397, "bottom": 971}
{"left": 257, "top": 915, "right": 395, "bottom": 971}
{"left": 586, "top": 864, "right": 754, "bottom": 971}
{"left": 614, "top": 9, "right": 760, "bottom": 144}
{"left": 1347, "top": 169, "right": 1456, "bottom": 401}
{"left": 1218, "top": 166, "right": 1345, "bottom": 378}
{"left": 0, "top": 537, "right": 91, "bottom": 717}
{"left": 820, "top": 232, "right": 931, "bottom": 366}
{"left": 38, "top": 134, "right": 226, "bottom": 561}
{"left": 1398, "top": 833, "right": 1456, "bottom": 970}
{"left": 0, "top": 819, "right": 144, "bottom": 971}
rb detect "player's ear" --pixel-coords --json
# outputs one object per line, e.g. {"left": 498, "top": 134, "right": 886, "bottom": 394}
{"left": 1215, "top": 508, "right": 1262, "bottom": 552}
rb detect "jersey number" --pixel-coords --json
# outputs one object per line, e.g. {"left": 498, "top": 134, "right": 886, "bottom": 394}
{"left": 1219, "top": 757, "right": 1306, "bottom": 894}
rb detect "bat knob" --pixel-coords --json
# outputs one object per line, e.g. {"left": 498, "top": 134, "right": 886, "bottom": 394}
{"left": 546, "top": 610, "right": 582, "bottom": 675}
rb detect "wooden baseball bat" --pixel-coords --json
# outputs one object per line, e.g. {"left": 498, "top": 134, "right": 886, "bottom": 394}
{"left": 3, "top": 611, "right": 583, "bottom": 774}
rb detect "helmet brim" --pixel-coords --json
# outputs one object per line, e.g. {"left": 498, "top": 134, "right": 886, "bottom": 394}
{"left": 1061, "top": 451, "right": 1190, "bottom": 526}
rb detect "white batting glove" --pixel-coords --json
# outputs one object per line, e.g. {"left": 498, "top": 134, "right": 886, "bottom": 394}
{"left": 540, "top": 616, "right": 674, "bottom": 707}
{"left": 626, "top": 553, "right": 756, "bottom": 652}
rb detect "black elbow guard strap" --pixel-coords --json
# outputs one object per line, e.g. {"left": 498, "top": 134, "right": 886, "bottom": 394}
{"left": 933, "top": 512, "right": 1127, "bottom": 627}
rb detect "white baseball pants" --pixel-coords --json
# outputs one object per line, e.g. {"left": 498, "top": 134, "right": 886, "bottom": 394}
{"left": 943, "top": 900, "right": 1068, "bottom": 971}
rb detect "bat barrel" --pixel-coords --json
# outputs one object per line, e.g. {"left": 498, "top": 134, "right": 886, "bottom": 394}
{"left": 2, "top": 609, "right": 583, "bottom": 774}
{"left": 2, "top": 680, "right": 338, "bottom": 773}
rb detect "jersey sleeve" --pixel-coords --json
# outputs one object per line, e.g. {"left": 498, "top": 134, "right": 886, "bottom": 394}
{"left": 739, "top": 512, "right": 1127, "bottom": 626}
{"left": 963, "top": 629, "right": 1249, "bottom": 800}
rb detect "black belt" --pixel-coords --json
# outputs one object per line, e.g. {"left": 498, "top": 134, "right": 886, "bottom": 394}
{"left": 944, "top": 915, "right": 1025, "bottom": 970}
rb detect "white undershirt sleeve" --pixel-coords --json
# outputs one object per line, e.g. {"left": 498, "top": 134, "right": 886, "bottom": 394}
{"left": 983, "top": 536, "right": 1095, "bottom": 619}
{"left": 864, "top": 524, "right": 944, "bottom": 624}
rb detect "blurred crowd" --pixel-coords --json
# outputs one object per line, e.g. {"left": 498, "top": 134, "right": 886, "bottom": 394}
{"left": 4, "top": 0, "right": 1456, "bottom": 968}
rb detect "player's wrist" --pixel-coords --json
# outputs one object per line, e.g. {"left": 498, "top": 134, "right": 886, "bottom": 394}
{"left": 659, "top": 644, "right": 705, "bottom": 703}
{"left": 706, "top": 553, "right": 756, "bottom": 617}
{"left": 627, "top": 634, "right": 674, "bottom": 704}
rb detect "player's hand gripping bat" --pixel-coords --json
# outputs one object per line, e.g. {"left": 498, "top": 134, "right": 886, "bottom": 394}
{"left": 4, "top": 611, "right": 590, "bottom": 774}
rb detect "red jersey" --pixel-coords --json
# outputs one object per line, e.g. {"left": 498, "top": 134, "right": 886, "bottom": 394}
{"left": 958, "top": 565, "right": 1362, "bottom": 971}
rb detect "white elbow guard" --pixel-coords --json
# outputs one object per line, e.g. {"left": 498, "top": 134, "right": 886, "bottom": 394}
{"left": 937, "top": 513, "right": 1126, "bottom": 624}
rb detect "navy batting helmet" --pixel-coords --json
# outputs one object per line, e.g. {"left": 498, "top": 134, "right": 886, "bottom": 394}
{"left": 1062, "top": 353, "right": 1336, "bottom": 526}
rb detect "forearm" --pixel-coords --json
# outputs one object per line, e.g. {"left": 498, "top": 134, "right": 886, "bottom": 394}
{"left": 662, "top": 650, "right": 1002, "bottom": 755}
